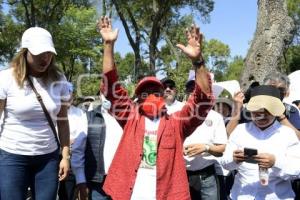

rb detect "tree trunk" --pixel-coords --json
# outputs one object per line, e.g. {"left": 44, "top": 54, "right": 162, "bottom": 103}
{"left": 240, "top": 0, "right": 294, "bottom": 90}
{"left": 112, "top": 0, "right": 142, "bottom": 81}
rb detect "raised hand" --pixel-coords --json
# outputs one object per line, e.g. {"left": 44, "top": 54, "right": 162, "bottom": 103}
{"left": 232, "top": 91, "right": 245, "bottom": 112}
{"left": 233, "top": 91, "right": 245, "bottom": 105}
{"left": 176, "top": 24, "right": 203, "bottom": 62}
{"left": 98, "top": 16, "right": 119, "bottom": 43}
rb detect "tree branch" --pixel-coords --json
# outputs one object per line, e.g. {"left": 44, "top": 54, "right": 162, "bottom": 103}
{"left": 21, "top": 0, "right": 31, "bottom": 27}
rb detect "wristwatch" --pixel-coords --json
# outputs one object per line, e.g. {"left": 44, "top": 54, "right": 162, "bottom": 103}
{"left": 192, "top": 59, "right": 205, "bottom": 68}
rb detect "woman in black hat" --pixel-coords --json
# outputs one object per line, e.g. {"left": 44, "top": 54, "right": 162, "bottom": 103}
{"left": 221, "top": 85, "right": 299, "bottom": 200}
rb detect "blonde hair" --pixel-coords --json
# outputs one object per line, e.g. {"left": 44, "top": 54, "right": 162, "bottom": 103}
{"left": 11, "top": 48, "right": 62, "bottom": 88}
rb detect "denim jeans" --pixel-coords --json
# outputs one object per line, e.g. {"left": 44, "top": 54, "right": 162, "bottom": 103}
{"left": 188, "top": 169, "right": 219, "bottom": 200}
{"left": 87, "top": 181, "right": 110, "bottom": 200}
{"left": 0, "top": 149, "right": 59, "bottom": 200}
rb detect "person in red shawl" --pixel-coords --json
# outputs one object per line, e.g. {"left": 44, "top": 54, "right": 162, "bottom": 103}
{"left": 98, "top": 16, "right": 214, "bottom": 200}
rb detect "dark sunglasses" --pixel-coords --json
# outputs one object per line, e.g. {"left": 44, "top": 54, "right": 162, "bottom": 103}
{"left": 163, "top": 84, "right": 175, "bottom": 90}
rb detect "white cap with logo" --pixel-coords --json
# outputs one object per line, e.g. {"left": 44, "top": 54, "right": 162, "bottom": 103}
{"left": 21, "top": 27, "right": 57, "bottom": 55}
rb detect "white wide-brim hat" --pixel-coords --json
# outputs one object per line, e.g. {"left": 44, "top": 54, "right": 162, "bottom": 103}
{"left": 21, "top": 27, "right": 57, "bottom": 55}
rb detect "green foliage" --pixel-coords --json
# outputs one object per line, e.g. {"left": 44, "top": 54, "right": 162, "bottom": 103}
{"left": 1, "top": 2, "right": 102, "bottom": 96}
{"left": 123, "top": 82, "right": 136, "bottom": 99}
{"left": 115, "top": 0, "right": 214, "bottom": 27}
{"left": 54, "top": 6, "right": 101, "bottom": 79}
{"left": 110, "top": 0, "right": 214, "bottom": 73}
{"left": 161, "top": 15, "right": 194, "bottom": 63}
{"left": 284, "top": 45, "right": 300, "bottom": 73}
{"left": 114, "top": 52, "right": 149, "bottom": 82}
{"left": 223, "top": 56, "right": 244, "bottom": 81}
{"left": 75, "top": 73, "right": 100, "bottom": 98}
{"left": 203, "top": 39, "right": 230, "bottom": 81}
{"left": 204, "top": 39, "right": 230, "bottom": 69}
{"left": 7, "top": 0, "right": 70, "bottom": 28}
{"left": 114, "top": 52, "right": 134, "bottom": 80}
{"left": 287, "top": 0, "right": 300, "bottom": 43}
{"left": 0, "top": 14, "right": 22, "bottom": 63}
{"left": 159, "top": 15, "right": 196, "bottom": 96}
{"left": 165, "top": 57, "right": 193, "bottom": 99}
{"left": 159, "top": 14, "right": 232, "bottom": 95}
{"left": 2, "top": 0, "right": 245, "bottom": 98}
{"left": 284, "top": 0, "right": 300, "bottom": 73}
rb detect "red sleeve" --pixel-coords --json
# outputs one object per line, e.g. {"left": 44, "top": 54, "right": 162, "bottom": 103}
{"left": 100, "top": 68, "right": 134, "bottom": 128}
{"left": 177, "top": 72, "right": 214, "bottom": 139}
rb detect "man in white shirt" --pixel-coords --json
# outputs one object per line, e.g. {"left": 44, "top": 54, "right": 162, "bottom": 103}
{"left": 183, "top": 80, "right": 227, "bottom": 200}
{"left": 71, "top": 95, "right": 123, "bottom": 200}
{"left": 58, "top": 84, "right": 88, "bottom": 200}
{"left": 161, "top": 78, "right": 184, "bottom": 115}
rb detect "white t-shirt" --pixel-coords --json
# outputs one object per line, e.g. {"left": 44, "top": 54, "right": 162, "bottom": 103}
{"left": 102, "top": 108, "right": 123, "bottom": 173}
{"left": 165, "top": 100, "right": 184, "bottom": 115}
{"left": 0, "top": 68, "right": 70, "bottom": 155}
{"left": 221, "top": 121, "right": 299, "bottom": 200}
{"left": 68, "top": 105, "right": 87, "bottom": 142}
{"left": 184, "top": 110, "right": 227, "bottom": 171}
{"left": 70, "top": 105, "right": 123, "bottom": 184}
{"left": 131, "top": 117, "right": 160, "bottom": 200}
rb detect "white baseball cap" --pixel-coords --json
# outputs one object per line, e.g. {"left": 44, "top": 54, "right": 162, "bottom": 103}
{"left": 21, "top": 27, "right": 57, "bottom": 55}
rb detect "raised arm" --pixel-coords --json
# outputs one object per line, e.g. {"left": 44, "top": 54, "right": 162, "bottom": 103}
{"left": 98, "top": 16, "right": 118, "bottom": 73}
{"left": 176, "top": 24, "right": 214, "bottom": 137}
{"left": 177, "top": 25, "right": 210, "bottom": 94}
{"left": 226, "top": 91, "right": 244, "bottom": 136}
{"left": 98, "top": 16, "right": 133, "bottom": 127}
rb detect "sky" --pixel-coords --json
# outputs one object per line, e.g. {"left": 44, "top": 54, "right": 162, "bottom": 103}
{"left": 2, "top": 0, "right": 258, "bottom": 59}
{"left": 113, "top": 0, "right": 258, "bottom": 58}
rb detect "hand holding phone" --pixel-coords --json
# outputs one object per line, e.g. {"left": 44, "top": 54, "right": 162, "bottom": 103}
{"left": 244, "top": 147, "right": 258, "bottom": 163}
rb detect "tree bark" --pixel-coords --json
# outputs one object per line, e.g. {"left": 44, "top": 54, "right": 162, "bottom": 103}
{"left": 240, "top": 0, "right": 294, "bottom": 89}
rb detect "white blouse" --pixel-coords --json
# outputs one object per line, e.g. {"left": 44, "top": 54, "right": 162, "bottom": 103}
{"left": 221, "top": 121, "right": 299, "bottom": 200}
{"left": 0, "top": 68, "right": 69, "bottom": 155}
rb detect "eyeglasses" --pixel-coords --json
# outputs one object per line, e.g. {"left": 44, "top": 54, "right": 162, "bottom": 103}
{"left": 163, "top": 84, "right": 175, "bottom": 90}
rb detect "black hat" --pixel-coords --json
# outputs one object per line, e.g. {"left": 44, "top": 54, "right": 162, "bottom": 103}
{"left": 185, "top": 80, "right": 195, "bottom": 94}
{"left": 161, "top": 78, "right": 176, "bottom": 89}
{"left": 244, "top": 81, "right": 260, "bottom": 103}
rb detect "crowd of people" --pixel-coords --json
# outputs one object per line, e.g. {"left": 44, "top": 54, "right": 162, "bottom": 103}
{"left": 0, "top": 16, "right": 300, "bottom": 200}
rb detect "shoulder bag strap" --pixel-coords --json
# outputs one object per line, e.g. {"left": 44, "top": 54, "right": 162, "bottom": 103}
{"left": 27, "top": 77, "right": 60, "bottom": 147}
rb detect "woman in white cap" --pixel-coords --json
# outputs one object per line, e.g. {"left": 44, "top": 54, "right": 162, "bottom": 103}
{"left": 221, "top": 85, "right": 299, "bottom": 200}
{"left": 0, "top": 27, "right": 70, "bottom": 200}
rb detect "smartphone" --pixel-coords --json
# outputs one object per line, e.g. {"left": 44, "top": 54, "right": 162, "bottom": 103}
{"left": 244, "top": 147, "right": 258, "bottom": 163}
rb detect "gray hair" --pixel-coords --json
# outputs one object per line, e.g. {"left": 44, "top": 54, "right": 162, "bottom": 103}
{"left": 263, "top": 71, "right": 290, "bottom": 88}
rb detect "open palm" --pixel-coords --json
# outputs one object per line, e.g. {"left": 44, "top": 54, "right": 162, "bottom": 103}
{"left": 98, "top": 16, "right": 119, "bottom": 43}
{"left": 176, "top": 24, "right": 203, "bottom": 61}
